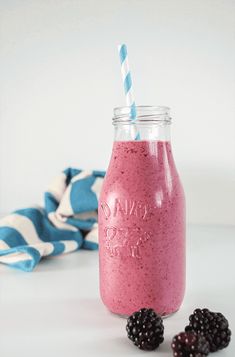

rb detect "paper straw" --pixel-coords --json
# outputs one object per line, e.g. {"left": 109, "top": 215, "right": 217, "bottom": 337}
{"left": 118, "top": 44, "right": 140, "bottom": 139}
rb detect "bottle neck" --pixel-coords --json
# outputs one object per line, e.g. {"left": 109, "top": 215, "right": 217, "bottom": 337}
{"left": 114, "top": 123, "right": 171, "bottom": 141}
{"left": 113, "top": 106, "right": 172, "bottom": 142}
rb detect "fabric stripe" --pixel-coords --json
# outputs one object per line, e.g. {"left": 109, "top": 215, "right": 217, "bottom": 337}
{"left": 47, "top": 172, "right": 67, "bottom": 202}
{"left": 91, "top": 177, "right": 103, "bottom": 201}
{"left": 33, "top": 242, "right": 54, "bottom": 256}
{"left": 56, "top": 184, "right": 74, "bottom": 217}
{"left": 50, "top": 242, "right": 65, "bottom": 256}
{"left": 85, "top": 224, "right": 98, "bottom": 244}
{"left": 62, "top": 240, "right": 79, "bottom": 253}
{"left": 71, "top": 170, "right": 93, "bottom": 183}
{"left": 92, "top": 170, "right": 105, "bottom": 177}
{"left": 70, "top": 176, "right": 97, "bottom": 213}
{"left": 48, "top": 212, "right": 78, "bottom": 232}
{"left": 0, "top": 246, "right": 42, "bottom": 272}
{"left": 0, "top": 239, "right": 10, "bottom": 250}
{"left": 13, "top": 208, "right": 44, "bottom": 238}
{"left": 0, "top": 227, "right": 28, "bottom": 248}
{"left": 0, "top": 252, "right": 31, "bottom": 264}
{"left": 44, "top": 192, "right": 59, "bottom": 214}
{"left": 0, "top": 213, "right": 42, "bottom": 245}
{"left": 66, "top": 217, "right": 96, "bottom": 230}
{"left": 63, "top": 168, "right": 82, "bottom": 185}
{"left": 82, "top": 240, "right": 98, "bottom": 250}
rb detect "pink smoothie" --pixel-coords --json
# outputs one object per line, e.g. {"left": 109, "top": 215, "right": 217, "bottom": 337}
{"left": 98, "top": 140, "right": 185, "bottom": 316}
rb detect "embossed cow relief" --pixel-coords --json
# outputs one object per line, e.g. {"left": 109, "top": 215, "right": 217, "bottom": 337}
{"left": 103, "top": 226, "right": 152, "bottom": 258}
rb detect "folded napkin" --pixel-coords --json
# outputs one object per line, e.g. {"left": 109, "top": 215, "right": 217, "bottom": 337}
{"left": 0, "top": 168, "right": 105, "bottom": 271}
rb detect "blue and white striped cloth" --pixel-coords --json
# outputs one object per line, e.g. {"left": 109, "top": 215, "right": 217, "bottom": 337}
{"left": 0, "top": 168, "right": 105, "bottom": 272}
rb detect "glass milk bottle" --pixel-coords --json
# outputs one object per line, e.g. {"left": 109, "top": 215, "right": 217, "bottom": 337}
{"left": 98, "top": 106, "right": 185, "bottom": 316}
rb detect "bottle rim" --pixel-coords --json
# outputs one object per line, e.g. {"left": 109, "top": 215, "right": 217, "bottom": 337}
{"left": 113, "top": 105, "right": 171, "bottom": 124}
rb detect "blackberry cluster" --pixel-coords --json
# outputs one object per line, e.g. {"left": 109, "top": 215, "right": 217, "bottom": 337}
{"left": 185, "top": 308, "right": 231, "bottom": 352}
{"left": 171, "top": 331, "right": 210, "bottom": 357}
{"left": 126, "top": 308, "right": 164, "bottom": 350}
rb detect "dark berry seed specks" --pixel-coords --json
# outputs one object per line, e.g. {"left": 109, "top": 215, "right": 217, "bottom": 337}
{"left": 126, "top": 308, "right": 164, "bottom": 351}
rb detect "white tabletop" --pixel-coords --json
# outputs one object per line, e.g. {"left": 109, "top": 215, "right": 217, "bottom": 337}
{"left": 0, "top": 224, "right": 234, "bottom": 357}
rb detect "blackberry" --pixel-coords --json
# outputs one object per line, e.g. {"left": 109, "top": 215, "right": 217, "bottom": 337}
{"left": 171, "top": 331, "right": 210, "bottom": 357}
{"left": 126, "top": 308, "right": 164, "bottom": 350}
{"left": 185, "top": 308, "right": 231, "bottom": 352}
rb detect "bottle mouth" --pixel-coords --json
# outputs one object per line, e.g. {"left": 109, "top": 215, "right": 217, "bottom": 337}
{"left": 113, "top": 106, "right": 171, "bottom": 124}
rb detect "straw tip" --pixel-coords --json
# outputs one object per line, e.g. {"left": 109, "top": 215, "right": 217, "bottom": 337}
{"left": 118, "top": 43, "right": 127, "bottom": 52}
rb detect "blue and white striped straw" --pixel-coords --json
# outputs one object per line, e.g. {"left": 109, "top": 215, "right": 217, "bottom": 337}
{"left": 118, "top": 44, "right": 140, "bottom": 139}
{"left": 118, "top": 44, "right": 137, "bottom": 118}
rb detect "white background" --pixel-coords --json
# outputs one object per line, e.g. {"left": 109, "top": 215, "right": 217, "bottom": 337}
{"left": 0, "top": 0, "right": 235, "bottom": 225}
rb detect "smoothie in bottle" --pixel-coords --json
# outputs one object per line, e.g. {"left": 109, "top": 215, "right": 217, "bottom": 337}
{"left": 98, "top": 106, "right": 185, "bottom": 316}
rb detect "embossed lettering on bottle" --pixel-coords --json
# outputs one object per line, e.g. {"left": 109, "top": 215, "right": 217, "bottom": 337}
{"left": 100, "top": 198, "right": 155, "bottom": 258}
